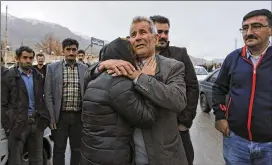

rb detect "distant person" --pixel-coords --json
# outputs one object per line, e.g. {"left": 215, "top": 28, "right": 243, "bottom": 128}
{"left": 33, "top": 53, "right": 47, "bottom": 79}
{"left": 1, "top": 56, "right": 8, "bottom": 75}
{"left": 44, "top": 38, "right": 88, "bottom": 165}
{"left": 213, "top": 9, "right": 272, "bottom": 165}
{"left": 77, "top": 49, "right": 90, "bottom": 67}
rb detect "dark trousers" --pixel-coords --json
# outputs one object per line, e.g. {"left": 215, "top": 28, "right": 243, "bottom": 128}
{"left": 52, "top": 111, "right": 82, "bottom": 165}
{"left": 8, "top": 122, "right": 44, "bottom": 165}
{"left": 180, "top": 130, "right": 194, "bottom": 165}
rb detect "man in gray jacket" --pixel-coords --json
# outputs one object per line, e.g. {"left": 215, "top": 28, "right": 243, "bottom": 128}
{"left": 44, "top": 38, "right": 88, "bottom": 165}
{"left": 87, "top": 16, "right": 188, "bottom": 165}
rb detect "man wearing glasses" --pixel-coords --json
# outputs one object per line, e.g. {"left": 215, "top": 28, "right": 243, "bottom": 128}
{"left": 213, "top": 9, "right": 272, "bottom": 165}
{"left": 44, "top": 38, "right": 88, "bottom": 165}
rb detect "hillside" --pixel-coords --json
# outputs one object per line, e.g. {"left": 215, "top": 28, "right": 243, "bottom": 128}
{"left": 0, "top": 13, "right": 224, "bottom": 64}
{"left": 0, "top": 13, "right": 106, "bottom": 55}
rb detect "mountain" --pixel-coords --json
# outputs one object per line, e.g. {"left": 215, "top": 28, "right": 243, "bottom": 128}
{"left": 1, "top": 13, "right": 223, "bottom": 64}
{"left": 0, "top": 13, "right": 106, "bottom": 55}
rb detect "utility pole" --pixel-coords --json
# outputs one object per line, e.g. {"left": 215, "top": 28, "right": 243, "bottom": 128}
{"left": 4, "top": 5, "right": 8, "bottom": 67}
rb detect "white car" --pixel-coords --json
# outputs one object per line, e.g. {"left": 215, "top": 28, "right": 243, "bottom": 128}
{"left": 194, "top": 66, "right": 209, "bottom": 81}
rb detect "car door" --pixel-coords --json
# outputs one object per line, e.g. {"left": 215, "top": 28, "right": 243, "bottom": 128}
{"left": 204, "top": 70, "right": 220, "bottom": 107}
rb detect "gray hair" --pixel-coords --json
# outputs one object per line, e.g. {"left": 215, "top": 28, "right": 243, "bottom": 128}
{"left": 130, "top": 16, "right": 158, "bottom": 35}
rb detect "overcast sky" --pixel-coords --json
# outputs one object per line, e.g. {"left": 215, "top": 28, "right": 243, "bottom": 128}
{"left": 1, "top": 1, "right": 271, "bottom": 60}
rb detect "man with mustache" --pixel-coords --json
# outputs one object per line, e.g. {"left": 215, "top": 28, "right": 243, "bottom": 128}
{"left": 1, "top": 46, "right": 50, "bottom": 165}
{"left": 149, "top": 15, "right": 199, "bottom": 165}
{"left": 44, "top": 38, "right": 88, "bottom": 165}
{"left": 212, "top": 9, "right": 272, "bottom": 165}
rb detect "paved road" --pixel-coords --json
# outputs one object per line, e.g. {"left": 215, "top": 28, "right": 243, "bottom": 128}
{"left": 190, "top": 105, "right": 225, "bottom": 165}
{"left": 58, "top": 105, "right": 225, "bottom": 165}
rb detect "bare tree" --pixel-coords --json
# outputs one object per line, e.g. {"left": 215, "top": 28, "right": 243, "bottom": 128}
{"left": 36, "top": 34, "right": 62, "bottom": 56}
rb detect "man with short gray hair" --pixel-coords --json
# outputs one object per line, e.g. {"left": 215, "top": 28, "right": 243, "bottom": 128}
{"left": 85, "top": 16, "right": 189, "bottom": 165}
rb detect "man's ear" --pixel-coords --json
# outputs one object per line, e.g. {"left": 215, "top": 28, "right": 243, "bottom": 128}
{"left": 15, "top": 56, "right": 20, "bottom": 64}
{"left": 154, "top": 34, "right": 159, "bottom": 43}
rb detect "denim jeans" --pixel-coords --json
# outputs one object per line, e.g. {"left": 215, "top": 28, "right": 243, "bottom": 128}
{"left": 223, "top": 131, "right": 272, "bottom": 165}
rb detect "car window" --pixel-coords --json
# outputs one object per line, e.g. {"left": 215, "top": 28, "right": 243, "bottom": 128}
{"left": 194, "top": 67, "right": 208, "bottom": 75}
{"left": 207, "top": 70, "right": 219, "bottom": 83}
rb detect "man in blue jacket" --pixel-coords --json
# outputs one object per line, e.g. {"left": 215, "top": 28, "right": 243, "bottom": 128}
{"left": 212, "top": 9, "right": 272, "bottom": 165}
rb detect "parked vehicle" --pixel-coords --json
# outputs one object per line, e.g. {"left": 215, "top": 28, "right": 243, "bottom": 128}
{"left": 199, "top": 68, "right": 220, "bottom": 113}
{"left": 194, "top": 65, "right": 209, "bottom": 81}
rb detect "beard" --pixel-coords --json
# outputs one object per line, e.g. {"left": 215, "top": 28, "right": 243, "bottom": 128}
{"left": 156, "top": 40, "right": 168, "bottom": 51}
{"left": 21, "top": 63, "right": 32, "bottom": 71}
{"left": 66, "top": 59, "right": 76, "bottom": 65}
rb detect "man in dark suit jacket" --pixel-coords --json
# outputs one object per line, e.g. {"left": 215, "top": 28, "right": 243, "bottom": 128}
{"left": 44, "top": 38, "right": 88, "bottom": 165}
{"left": 150, "top": 15, "right": 199, "bottom": 165}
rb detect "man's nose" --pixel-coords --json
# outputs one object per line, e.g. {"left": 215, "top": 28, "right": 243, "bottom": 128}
{"left": 134, "top": 33, "right": 143, "bottom": 41}
{"left": 160, "top": 32, "right": 167, "bottom": 38}
{"left": 26, "top": 58, "right": 32, "bottom": 63}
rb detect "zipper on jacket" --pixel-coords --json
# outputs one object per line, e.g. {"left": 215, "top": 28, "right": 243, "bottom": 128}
{"left": 242, "top": 54, "right": 265, "bottom": 141}
{"left": 226, "top": 97, "right": 232, "bottom": 120}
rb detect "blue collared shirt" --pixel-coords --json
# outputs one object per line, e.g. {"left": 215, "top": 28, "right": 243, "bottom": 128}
{"left": 18, "top": 68, "right": 35, "bottom": 115}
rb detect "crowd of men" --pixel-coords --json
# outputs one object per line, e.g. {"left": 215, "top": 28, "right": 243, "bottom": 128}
{"left": 1, "top": 8, "right": 271, "bottom": 165}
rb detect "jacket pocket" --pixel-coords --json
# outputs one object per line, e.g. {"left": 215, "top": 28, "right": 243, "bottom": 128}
{"left": 159, "top": 134, "right": 184, "bottom": 165}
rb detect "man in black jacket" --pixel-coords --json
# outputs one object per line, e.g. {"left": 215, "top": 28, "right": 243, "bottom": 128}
{"left": 1, "top": 56, "right": 8, "bottom": 76}
{"left": 1, "top": 46, "right": 50, "bottom": 165}
{"left": 150, "top": 15, "right": 199, "bottom": 165}
{"left": 33, "top": 53, "right": 47, "bottom": 79}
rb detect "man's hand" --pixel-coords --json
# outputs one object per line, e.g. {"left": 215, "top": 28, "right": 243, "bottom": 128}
{"left": 50, "top": 122, "right": 57, "bottom": 130}
{"left": 99, "top": 59, "right": 136, "bottom": 76}
{"left": 126, "top": 67, "right": 142, "bottom": 80}
{"left": 141, "top": 57, "right": 157, "bottom": 76}
{"left": 215, "top": 119, "right": 230, "bottom": 137}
